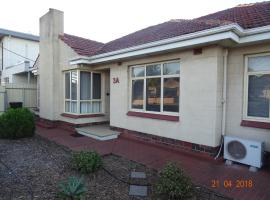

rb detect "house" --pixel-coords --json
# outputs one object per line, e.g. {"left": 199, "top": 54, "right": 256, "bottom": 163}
{"left": 38, "top": 2, "right": 270, "bottom": 157}
{"left": 0, "top": 28, "right": 39, "bottom": 85}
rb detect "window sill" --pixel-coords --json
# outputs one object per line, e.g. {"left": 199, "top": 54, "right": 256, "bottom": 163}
{"left": 127, "top": 111, "right": 179, "bottom": 122}
{"left": 61, "top": 113, "right": 105, "bottom": 119}
{"left": 241, "top": 120, "right": 270, "bottom": 129}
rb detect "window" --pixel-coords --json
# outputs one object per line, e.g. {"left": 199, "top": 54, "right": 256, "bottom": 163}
{"left": 130, "top": 61, "right": 180, "bottom": 115}
{"left": 65, "top": 70, "right": 102, "bottom": 114}
{"left": 245, "top": 54, "right": 270, "bottom": 121}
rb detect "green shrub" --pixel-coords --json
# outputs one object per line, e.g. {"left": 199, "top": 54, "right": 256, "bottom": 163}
{"left": 72, "top": 151, "right": 102, "bottom": 174}
{"left": 0, "top": 108, "right": 35, "bottom": 139}
{"left": 155, "top": 162, "right": 194, "bottom": 200}
{"left": 58, "top": 176, "right": 87, "bottom": 200}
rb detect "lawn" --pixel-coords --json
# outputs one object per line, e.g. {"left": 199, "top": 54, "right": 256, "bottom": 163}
{"left": 0, "top": 136, "right": 232, "bottom": 200}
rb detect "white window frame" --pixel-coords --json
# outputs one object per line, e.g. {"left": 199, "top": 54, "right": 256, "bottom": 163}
{"left": 243, "top": 53, "right": 270, "bottom": 122}
{"left": 129, "top": 60, "right": 180, "bottom": 116}
{"left": 64, "top": 70, "right": 102, "bottom": 115}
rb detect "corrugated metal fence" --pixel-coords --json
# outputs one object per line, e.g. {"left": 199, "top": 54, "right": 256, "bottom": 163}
{"left": 0, "top": 84, "right": 37, "bottom": 114}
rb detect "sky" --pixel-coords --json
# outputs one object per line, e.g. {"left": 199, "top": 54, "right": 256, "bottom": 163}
{"left": 0, "top": 0, "right": 265, "bottom": 43}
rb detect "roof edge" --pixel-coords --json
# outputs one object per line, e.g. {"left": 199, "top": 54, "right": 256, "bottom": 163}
{"left": 0, "top": 28, "right": 39, "bottom": 42}
{"left": 70, "top": 24, "right": 270, "bottom": 65}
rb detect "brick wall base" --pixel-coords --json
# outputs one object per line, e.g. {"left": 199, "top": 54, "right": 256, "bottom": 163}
{"left": 35, "top": 116, "right": 109, "bottom": 132}
{"left": 111, "top": 126, "right": 220, "bottom": 157}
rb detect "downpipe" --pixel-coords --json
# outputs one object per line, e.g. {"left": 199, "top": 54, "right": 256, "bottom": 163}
{"left": 215, "top": 49, "right": 228, "bottom": 160}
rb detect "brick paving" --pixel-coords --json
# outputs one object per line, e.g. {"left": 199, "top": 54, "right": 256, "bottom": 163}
{"left": 37, "top": 126, "right": 270, "bottom": 200}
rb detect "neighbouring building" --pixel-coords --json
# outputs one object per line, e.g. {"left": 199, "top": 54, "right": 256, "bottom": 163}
{"left": 0, "top": 28, "right": 39, "bottom": 85}
{"left": 38, "top": 2, "right": 270, "bottom": 157}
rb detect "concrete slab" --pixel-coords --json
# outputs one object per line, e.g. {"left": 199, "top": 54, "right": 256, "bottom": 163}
{"left": 76, "top": 124, "right": 120, "bottom": 141}
{"left": 131, "top": 172, "right": 146, "bottom": 179}
{"left": 129, "top": 185, "right": 148, "bottom": 197}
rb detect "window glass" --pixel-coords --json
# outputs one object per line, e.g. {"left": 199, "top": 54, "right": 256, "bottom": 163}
{"left": 71, "top": 102, "right": 77, "bottom": 113}
{"left": 132, "top": 67, "right": 145, "bottom": 77}
{"left": 65, "top": 73, "right": 70, "bottom": 99}
{"left": 65, "top": 101, "right": 70, "bottom": 112}
{"left": 146, "top": 78, "right": 161, "bottom": 111}
{"left": 71, "top": 71, "right": 78, "bottom": 100}
{"left": 163, "top": 77, "right": 179, "bottom": 112}
{"left": 80, "top": 102, "right": 91, "bottom": 114}
{"left": 146, "top": 64, "right": 161, "bottom": 76}
{"left": 92, "top": 101, "right": 101, "bottom": 113}
{"left": 80, "top": 72, "right": 91, "bottom": 100}
{"left": 130, "top": 61, "right": 180, "bottom": 114}
{"left": 163, "top": 62, "right": 180, "bottom": 75}
{"left": 93, "top": 73, "right": 101, "bottom": 99}
{"left": 132, "top": 80, "right": 144, "bottom": 109}
{"left": 248, "top": 55, "right": 270, "bottom": 72}
{"left": 248, "top": 74, "right": 270, "bottom": 118}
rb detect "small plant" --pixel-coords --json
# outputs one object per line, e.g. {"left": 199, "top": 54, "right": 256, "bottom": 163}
{"left": 72, "top": 151, "right": 102, "bottom": 174}
{"left": 0, "top": 108, "right": 35, "bottom": 139}
{"left": 155, "top": 162, "right": 194, "bottom": 200}
{"left": 58, "top": 176, "right": 87, "bottom": 200}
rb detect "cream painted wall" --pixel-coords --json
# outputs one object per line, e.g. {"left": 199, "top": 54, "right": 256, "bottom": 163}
{"left": 39, "top": 9, "right": 109, "bottom": 123}
{"left": 39, "top": 9, "right": 64, "bottom": 120}
{"left": 226, "top": 43, "right": 270, "bottom": 151}
{"left": 108, "top": 46, "right": 224, "bottom": 147}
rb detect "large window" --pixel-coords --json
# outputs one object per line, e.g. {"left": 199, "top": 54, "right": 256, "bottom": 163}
{"left": 65, "top": 70, "right": 102, "bottom": 114}
{"left": 245, "top": 54, "right": 270, "bottom": 121}
{"left": 130, "top": 61, "right": 180, "bottom": 115}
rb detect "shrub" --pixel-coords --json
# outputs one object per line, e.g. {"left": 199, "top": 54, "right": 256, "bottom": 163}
{"left": 0, "top": 108, "right": 35, "bottom": 139}
{"left": 58, "top": 176, "right": 87, "bottom": 200}
{"left": 155, "top": 162, "right": 194, "bottom": 200}
{"left": 72, "top": 151, "right": 102, "bottom": 174}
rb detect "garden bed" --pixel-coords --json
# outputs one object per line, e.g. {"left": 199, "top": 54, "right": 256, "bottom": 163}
{"left": 0, "top": 136, "right": 232, "bottom": 200}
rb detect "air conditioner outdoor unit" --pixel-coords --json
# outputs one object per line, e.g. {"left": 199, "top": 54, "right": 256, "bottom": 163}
{"left": 224, "top": 135, "right": 264, "bottom": 170}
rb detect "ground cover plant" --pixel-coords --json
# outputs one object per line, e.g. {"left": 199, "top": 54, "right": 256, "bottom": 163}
{"left": 58, "top": 176, "right": 87, "bottom": 200}
{"left": 155, "top": 162, "right": 194, "bottom": 200}
{"left": 72, "top": 151, "right": 102, "bottom": 174}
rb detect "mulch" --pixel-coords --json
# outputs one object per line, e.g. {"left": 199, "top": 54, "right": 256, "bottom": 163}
{"left": 0, "top": 136, "right": 232, "bottom": 200}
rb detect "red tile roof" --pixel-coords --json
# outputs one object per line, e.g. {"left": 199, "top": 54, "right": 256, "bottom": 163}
{"left": 95, "top": 19, "right": 232, "bottom": 54}
{"left": 60, "top": 1, "right": 270, "bottom": 56}
{"left": 59, "top": 33, "right": 104, "bottom": 56}
{"left": 196, "top": 1, "right": 270, "bottom": 29}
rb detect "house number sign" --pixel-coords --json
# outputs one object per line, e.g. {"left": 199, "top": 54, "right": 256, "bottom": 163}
{"left": 112, "top": 77, "right": 120, "bottom": 84}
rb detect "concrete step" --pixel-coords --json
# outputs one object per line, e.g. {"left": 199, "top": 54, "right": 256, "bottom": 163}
{"left": 75, "top": 125, "right": 120, "bottom": 141}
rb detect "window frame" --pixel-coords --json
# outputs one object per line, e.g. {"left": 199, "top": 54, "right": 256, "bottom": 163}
{"left": 243, "top": 53, "right": 270, "bottom": 122}
{"left": 129, "top": 60, "right": 180, "bottom": 116}
{"left": 64, "top": 70, "right": 103, "bottom": 115}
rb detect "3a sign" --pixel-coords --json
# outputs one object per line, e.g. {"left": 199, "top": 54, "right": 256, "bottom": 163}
{"left": 112, "top": 77, "right": 119, "bottom": 84}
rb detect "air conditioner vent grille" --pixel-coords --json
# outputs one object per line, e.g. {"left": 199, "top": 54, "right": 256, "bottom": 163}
{"left": 227, "top": 140, "right": 247, "bottom": 159}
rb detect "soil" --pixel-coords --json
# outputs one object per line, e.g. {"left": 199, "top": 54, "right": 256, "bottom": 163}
{"left": 0, "top": 136, "right": 232, "bottom": 200}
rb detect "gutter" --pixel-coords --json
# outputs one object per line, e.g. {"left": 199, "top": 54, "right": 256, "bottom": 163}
{"left": 69, "top": 24, "right": 270, "bottom": 65}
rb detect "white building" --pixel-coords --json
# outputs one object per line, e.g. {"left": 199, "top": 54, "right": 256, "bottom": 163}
{"left": 0, "top": 28, "right": 39, "bottom": 84}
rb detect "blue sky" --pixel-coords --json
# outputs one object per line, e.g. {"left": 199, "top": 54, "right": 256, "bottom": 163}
{"left": 0, "top": 0, "right": 264, "bottom": 42}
